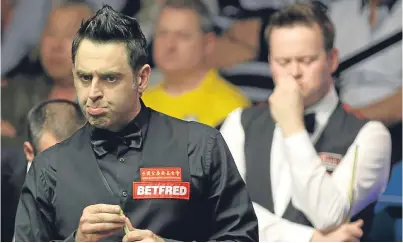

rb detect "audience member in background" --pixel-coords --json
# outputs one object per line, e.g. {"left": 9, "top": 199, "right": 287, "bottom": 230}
{"left": 330, "top": 0, "right": 402, "bottom": 164}
{"left": 1, "top": 99, "right": 86, "bottom": 242}
{"left": 142, "top": 0, "right": 250, "bottom": 128}
{"left": 1, "top": 2, "right": 93, "bottom": 147}
{"left": 23, "top": 100, "right": 86, "bottom": 170}
{"left": 220, "top": 3, "right": 391, "bottom": 241}
{"left": 1, "top": 0, "right": 126, "bottom": 78}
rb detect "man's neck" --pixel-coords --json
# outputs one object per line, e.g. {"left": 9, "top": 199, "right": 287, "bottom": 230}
{"left": 162, "top": 68, "right": 210, "bottom": 96}
{"left": 109, "top": 99, "right": 142, "bottom": 133}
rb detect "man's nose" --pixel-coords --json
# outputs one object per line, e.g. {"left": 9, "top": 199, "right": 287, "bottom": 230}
{"left": 88, "top": 79, "right": 103, "bottom": 101}
{"left": 289, "top": 62, "right": 303, "bottom": 79}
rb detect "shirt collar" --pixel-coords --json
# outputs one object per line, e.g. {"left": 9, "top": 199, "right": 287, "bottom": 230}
{"left": 305, "top": 85, "right": 339, "bottom": 128}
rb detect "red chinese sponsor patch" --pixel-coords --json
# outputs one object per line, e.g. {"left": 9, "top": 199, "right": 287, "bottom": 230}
{"left": 140, "top": 167, "right": 182, "bottom": 182}
{"left": 133, "top": 182, "right": 190, "bottom": 200}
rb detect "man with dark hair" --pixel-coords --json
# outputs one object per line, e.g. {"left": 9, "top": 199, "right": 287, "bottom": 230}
{"left": 221, "top": 2, "right": 391, "bottom": 242}
{"left": 1, "top": 99, "right": 85, "bottom": 242}
{"left": 14, "top": 5, "right": 258, "bottom": 242}
{"left": 23, "top": 99, "right": 86, "bottom": 169}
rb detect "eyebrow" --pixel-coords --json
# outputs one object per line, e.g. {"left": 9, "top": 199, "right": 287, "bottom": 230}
{"left": 75, "top": 69, "right": 124, "bottom": 77}
{"left": 274, "top": 54, "right": 318, "bottom": 60}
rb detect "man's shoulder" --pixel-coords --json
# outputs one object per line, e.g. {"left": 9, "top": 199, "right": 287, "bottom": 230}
{"left": 151, "top": 109, "right": 220, "bottom": 143}
{"left": 32, "top": 124, "right": 88, "bottom": 168}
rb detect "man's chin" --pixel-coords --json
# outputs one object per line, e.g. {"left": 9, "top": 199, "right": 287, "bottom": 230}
{"left": 88, "top": 117, "right": 110, "bottom": 129}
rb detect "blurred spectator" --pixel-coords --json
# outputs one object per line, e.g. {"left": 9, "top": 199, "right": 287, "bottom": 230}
{"left": 1, "top": 1, "right": 93, "bottom": 147}
{"left": 1, "top": 99, "right": 86, "bottom": 242}
{"left": 1, "top": 0, "right": 126, "bottom": 77}
{"left": 330, "top": 0, "right": 402, "bottom": 163}
{"left": 1, "top": 0, "right": 16, "bottom": 34}
{"left": 143, "top": 0, "right": 250, "bottom": 128}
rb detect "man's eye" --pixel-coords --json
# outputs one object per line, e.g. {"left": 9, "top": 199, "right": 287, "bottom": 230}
{"left": 302, "top": 58, "right": 314, "bottom": 64}
{"left": 278, "top": 60, "right": 290, "bottom": 66}
{"left": 79, "top": 75, "right": 92, "bottom": 82}
{"left": 105, "top": 76, "right": 117, "bottom": 83}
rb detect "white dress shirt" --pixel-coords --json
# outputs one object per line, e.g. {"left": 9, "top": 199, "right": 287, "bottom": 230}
{"left": 220, "top": 87, "right": 391, "bottom": 242}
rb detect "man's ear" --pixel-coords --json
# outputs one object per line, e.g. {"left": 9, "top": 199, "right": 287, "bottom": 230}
{"left": 137, "top": 64, "right": 151, "bottom": 95}
{"left": 23, "top": 141, "right": 35, "bottom": 163}
{"left": 328, "top": 48, "right": 339, "bottom": 74}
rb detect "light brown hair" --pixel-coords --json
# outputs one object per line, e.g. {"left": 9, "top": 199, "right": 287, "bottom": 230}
{"left": 265, "top": 2, "right": 335, "bottom": 52}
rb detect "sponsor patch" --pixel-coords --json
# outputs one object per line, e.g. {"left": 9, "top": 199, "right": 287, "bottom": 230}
{"left": 133, "top": 182, "right": 190, "bottom": 200}
{"left": 140, "top": 167, "right": 182, "bottom": 182}
{"left": 319, "top": 152, "right": 343, "bottom": 173}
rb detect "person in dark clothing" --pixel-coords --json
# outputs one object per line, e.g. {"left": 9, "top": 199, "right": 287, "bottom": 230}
{"left": 1, "top": 99, "right": 86, "bottom": 242}
{"left": 14, "top": 5, "right": 258, "bottom": 242}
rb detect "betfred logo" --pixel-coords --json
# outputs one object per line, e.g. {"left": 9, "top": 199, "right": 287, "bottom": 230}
{"left": 133, "top": 182, "right": 190, "bottom": 200}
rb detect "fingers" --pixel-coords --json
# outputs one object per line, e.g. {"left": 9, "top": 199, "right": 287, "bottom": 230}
{"left": 85, "top": 213, "right": 126, "bottom": 224}
{"left": 97, "top": 228, "right": 123, "bottom": 238}
{"left": 125, "top": 217, "right": 135, "bottom": 231}
{"left": 346, "top": 236, "right": 360, "bottom": 242}
{"left": 346, "top": 225, "right": 363, "bottom": 239}
{"left": 123, "top": 232, "right": 143, "bottom": 242}
{"left": 85, "top": 204, "right": 121, "bottom": 214}
{"left": 77, "top": 204, "right": 127, "bottom": 241}
{"left": 80, "top": 222, "right": 125, "bottom": 235}
{"left": 123, "top": 229, "right": 155, "bottom": 242}
{"left": 352, "top": 219, "right": 364, "bottom": 228}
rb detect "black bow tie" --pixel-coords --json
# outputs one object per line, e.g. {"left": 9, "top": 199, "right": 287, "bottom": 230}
{"left": 304, "top": 113, "right": 316, "bottom": 134}
{"left": 91, "top": 127, "right": 143, "bottom": 157}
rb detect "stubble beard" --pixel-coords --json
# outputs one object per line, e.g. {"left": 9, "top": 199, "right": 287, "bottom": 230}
{"left": 87, "top": 114, "right": 110, "bottom": 130}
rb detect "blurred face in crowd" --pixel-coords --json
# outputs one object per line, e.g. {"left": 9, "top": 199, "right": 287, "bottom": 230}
{"left": 73, "top": 40, "right": 150, "bottom": 132}
{"left": 40, "top": 5, "right": 92, "bottom": 82}
{"left": 153, "top": 7, "right": 214, "bottom": 74}
{"left": 269, "top": 24, "right": 339, "bottom": 107}
{"left": 23, "top": 131, "right": 59, "bottom": 164}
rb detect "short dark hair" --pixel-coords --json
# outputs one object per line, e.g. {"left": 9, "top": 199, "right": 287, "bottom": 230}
{"left": 265, "top": 2, "right": 335, "bottom": 52}
{"left": 71, "top": 4, "right": 148, "bottom": 72}
{"left": 27, "top": 100, "right": 86, "bottom": 152}
{"left": 161, "top": 0, "right": 214, "bottom": 33}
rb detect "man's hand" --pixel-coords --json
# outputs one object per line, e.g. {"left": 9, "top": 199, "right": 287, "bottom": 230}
{"left": 75, "top": 204, "right": 127, "bottom": 242}
{"left": 123, "top": 218, "right": 164, "bottom": 242}
{"left": 311, "top": 219, "right": 364, "bottom": 242}
{"left": 269, "top": 74, "right": 304, "bottom": 136}
{"left": 1, "top": 120, "right": 16, "bottom": 137}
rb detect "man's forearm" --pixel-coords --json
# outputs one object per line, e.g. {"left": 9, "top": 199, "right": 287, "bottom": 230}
{"left": 351, "top": 88, "right": 402, "bottom": 126}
